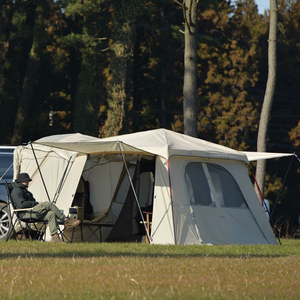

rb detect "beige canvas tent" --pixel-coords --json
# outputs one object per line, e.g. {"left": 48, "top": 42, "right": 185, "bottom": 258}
{"left": 13, "top": 129, "right": 279, "bottom": 245}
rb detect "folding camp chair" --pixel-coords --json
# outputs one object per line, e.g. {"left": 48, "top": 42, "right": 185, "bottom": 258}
{"left": 4, "top": 182, "right": 48, "bottom": 241}
{"left": 4, "top": 182, "right": 70, "bottom": 242}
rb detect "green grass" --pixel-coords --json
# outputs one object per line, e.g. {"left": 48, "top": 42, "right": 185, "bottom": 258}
{"left": 1, "top": 239, "right": 300, "bottom": 299}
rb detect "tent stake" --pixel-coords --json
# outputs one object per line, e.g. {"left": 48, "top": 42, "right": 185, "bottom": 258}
{"left": 117, "top": 141, "right": 152, "bottom": 244}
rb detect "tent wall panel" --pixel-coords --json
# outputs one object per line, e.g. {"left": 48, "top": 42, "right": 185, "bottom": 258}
{"left": 82, "top": 161, "right": 124, "bottom": 220}
{"left": 151, "top": 157, "right": 175, "bottom": 244}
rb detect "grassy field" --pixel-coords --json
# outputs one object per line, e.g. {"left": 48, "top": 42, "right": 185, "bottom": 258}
{"left": 1, "top": 239, "right": 300, "bottom": 300}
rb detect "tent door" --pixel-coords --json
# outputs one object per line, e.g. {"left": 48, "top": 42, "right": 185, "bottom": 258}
{"left": 105, "top": 157, "right": 155, "bottom": 242}
{"left": 71, "top": 177, "right": 94, "bottom": 220}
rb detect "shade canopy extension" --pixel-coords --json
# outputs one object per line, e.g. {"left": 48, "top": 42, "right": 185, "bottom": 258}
{"left": 241, "top": 151, "right": 294, "bottom": 162}
{"left": 13, "top": 129, "right": 285, "bottom": 245}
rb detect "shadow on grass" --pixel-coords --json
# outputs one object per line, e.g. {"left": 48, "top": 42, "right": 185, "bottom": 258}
{"left": 0, "top": 253, "right": 286, "bottom": 259}
{"left": 1, "top": 239, "right": 296, "bottom": 259}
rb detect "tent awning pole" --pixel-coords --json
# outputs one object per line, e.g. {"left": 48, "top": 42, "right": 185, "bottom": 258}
{"left": 269, "top": 155, "right": 294, "bottom": 221}
{"left": 249, "top": 165, "right": 281, "bottom": 244}
{"left": 117, "top": 140, "right": 152, "bottom": 244}
{"left": 30, "top": 142, "right": 51, "bottom": 202}
{"left": 52, "top": 156, "right": 73, "bottom": 204}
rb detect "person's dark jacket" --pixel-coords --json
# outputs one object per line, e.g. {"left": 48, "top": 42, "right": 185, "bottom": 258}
{"left": 11, "top": 181, "right": 39, "bottom": 210}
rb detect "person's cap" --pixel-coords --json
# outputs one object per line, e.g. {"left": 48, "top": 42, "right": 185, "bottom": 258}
{"left": 16, "top": 173, "right": 32, "bottom": 183}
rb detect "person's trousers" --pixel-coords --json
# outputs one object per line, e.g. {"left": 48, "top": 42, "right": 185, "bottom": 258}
{"left": 22, "top": 202, "right": 66, "bottom": 236}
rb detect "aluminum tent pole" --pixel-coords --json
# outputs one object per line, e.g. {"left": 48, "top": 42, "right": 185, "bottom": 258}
{"left": 30, "top": 142, "right": 51, "bottom": 202}
{"left": 269, "top": 155, "right": 294, "bottom": 221}
{"left": 52, "top": 156, "right": 72, "bottom": 204}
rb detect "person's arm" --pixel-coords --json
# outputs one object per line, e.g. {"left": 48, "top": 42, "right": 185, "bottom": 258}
{"left": 11, "top": 188, "right": 39, "bottom": 209}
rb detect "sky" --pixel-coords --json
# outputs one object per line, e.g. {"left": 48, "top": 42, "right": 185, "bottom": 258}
{"left": 255, "top": 0, "right": 270, "bottom": 14}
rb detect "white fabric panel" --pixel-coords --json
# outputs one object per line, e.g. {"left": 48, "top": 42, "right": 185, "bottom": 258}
{"left": 13, "top": 144, "right": 77, "bottom": 181}
{"left": 173, "top": 206, "right": 202, "bottom": 244}
{"left": 14, "top": 145, "right": 79, "bottom": 206}
{"left": 55, "top": 154, "right": 87, "bottom": 215}
{"left": 151, "top": 157, "right": 175, "bottom": 244}
{"left": 169, "top": 157, "right": 202, "bottom": 244}
{"left": 192, "top": 206, "right": 269, "bottom": 244}
{"left": 36, "top": 133, "right": 99, "bottom": 143}
{"left": 241, "top": 151, "right": 294, "bottom": 161}
{"left": 222, "top": 160, "right": 277, "bottom": 244}
{"left": 82, "top": 161, "right": 123, "bottom": 219}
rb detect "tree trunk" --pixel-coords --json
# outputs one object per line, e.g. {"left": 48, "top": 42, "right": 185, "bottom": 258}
{"left": 11, "top": 2, "right": 45, "bottom": 144}
{"left": 255, "top": 0, "right": 277, "bottom": 197}
{"left": 183, "top": 0, "right": 198, "bottom": 137}
{"left": 103, "top": 0, "right": 137, "bottom": 137}
{"left": 159, "top": 6, "right": 167, "bottom": 128}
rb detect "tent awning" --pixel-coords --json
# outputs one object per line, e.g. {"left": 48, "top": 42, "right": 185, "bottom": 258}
{"left": 34, "top": 130, "right": 249, "bottom": 162}
{"left": 241, "top": 151, "right": 294, "bottom": 162}
{"left": 34, "top": 140, "right": 154, "bottom": 156}
{"left": 34, "top": 131, "right": 296, "bottom": 164}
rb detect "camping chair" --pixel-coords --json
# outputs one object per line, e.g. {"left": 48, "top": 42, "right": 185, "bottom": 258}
{"left": 4, "top": 182, "right": 69, "bottom": 242}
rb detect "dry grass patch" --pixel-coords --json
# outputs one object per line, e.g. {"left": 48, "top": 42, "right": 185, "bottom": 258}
{"left": 0, "top": 239, "right": 300, "bottom": 299}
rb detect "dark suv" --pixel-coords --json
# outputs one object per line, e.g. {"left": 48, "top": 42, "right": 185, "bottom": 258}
{"left": 0, "top": 146, "right": 15, "bottom": 240}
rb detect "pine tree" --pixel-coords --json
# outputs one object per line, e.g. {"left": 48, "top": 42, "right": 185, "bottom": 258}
{"left": 103, "top": 0, "right": 138, "bottom": 137}
{"left": 131, "top": 0, "right": 183, "bottom": 132}
{"left": 11, "top": 1, "right": 47, "bottom": 144}
{"left": 197, "top": 0, "right": 264, "bottom": 149}
{"left": 62, "top": 0, "right": 108, "bottom": 136}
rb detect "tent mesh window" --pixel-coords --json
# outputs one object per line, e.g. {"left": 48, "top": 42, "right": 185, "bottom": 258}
{"left": 184, "top": 162, "right": 213, "bottom": 206}
{"left": 185, "top": 162, "right": 248, "bottom": 208}
{"left": 207, "top": 164, "right": 248, "bottom": 208}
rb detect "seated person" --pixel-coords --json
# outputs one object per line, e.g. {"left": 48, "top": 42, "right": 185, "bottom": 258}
{"left": 11, "top": 172, "right": 80, "bottom": 243}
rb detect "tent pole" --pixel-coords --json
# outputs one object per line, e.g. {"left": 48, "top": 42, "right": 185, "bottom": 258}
{"left": 269, "top": 155, "right": 294, "bottom": 221}
{"left": 52, "top": 156, "right": 73, "bottom": 204}
{"left": 105, "top": 163, "right": 128, "bottom": 217}
{"left": 267, "top": 155, "right": 294, "bottom": 245}
{"left": 251, "top": 169, "right": 264, "bottom": 204}
{"left": 250, "top": 166, "right": 281, "bottom": 244}
{"left": 251, "top": 168, "right": 272, "bottom": 217}
{"left": 167, "top": 160, "right": 177, "bottom": 245}
{"left": 30, "top": 142, "right": 51, "bottom": 202}
{"left": 117, "top": 141, "right": 152, "bottom": 244}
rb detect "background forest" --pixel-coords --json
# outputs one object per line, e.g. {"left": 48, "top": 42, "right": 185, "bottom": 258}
{"left": 1, "top": 0, "right": 300, "bottom": 237}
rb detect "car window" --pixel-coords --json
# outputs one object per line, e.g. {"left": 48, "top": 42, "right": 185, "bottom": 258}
{"left": 0, "top": 153, "right": 14, "bottom": 182}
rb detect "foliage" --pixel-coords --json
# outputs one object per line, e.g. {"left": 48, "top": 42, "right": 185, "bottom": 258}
{"left": 0, "top": 0, "right": 300, "bottom": 235}
{"left": 197, "top": 0, "right": 264, "bottom": 150}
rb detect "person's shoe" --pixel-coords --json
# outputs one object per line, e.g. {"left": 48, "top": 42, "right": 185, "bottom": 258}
{"left": 64, "top": 217, "right": 80, "bottom": 228}
{"left": 51, "top": 234, "right": 66, "bottom": 243}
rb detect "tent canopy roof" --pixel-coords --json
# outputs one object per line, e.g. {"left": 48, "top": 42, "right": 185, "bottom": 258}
{"left": 34, "top": 129, "right": 294, "bottom": 162}
{"left": 34, "top": 129, "right": 249, "bottom": 162}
